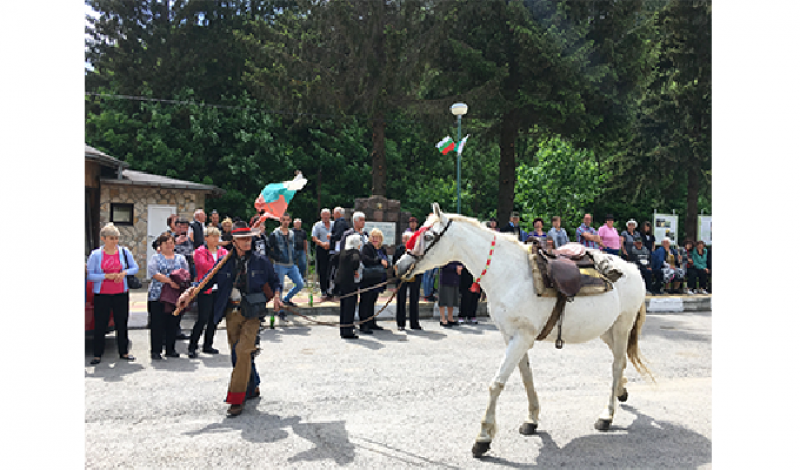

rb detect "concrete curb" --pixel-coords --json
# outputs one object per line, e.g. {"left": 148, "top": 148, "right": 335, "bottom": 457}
{"left": 123, "top": 289, "right": 710, "bottom": 329}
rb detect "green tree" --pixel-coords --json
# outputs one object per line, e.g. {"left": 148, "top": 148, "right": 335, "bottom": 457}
{"left": 514, "top": 137, "right": 608, "bottom": 233}
{"left": 239, "top": 0, "right": 447, "bottom": 197}
{"left": 607, "top": 0, "right": 711, "bottom": 240}
{"left": 425, "top": 0, "right": 653, "bottom": 223}
{"left": 85, "top": 0, "right": 280, "bottom": 103}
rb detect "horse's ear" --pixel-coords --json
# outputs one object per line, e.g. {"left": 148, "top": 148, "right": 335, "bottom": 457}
{"left": 432, "top": 203, "right": 441, "bottom": 219}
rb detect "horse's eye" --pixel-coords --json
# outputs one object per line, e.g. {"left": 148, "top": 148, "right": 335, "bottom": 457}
{"left": 424, "top": 232, "right": 434, "bottom": 242}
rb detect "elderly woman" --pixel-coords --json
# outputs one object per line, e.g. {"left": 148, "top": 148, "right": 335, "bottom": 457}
{"left": 620, "top": 219, "right": 640, "bottom": 260}
{"left": 337, "top": 234, "right": 364, "bottom": 339}
{"left": 86, "top": 223, "right": 138, "bottom": 365}
{"left": 219, "top": 217, "right": 234, "bottom": 249}
{"left": 359, "top": 228, "right": 390, "bottom": 334}
{"left": 147, "top": 231, "right": 190, "bottom": 360}
{"left": 188, "top": 227, "right": 228, "bottom": 358}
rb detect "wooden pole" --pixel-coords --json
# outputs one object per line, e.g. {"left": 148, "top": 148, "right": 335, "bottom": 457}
{"left": 172, "top": 249, "right": 234, "bottom": 316}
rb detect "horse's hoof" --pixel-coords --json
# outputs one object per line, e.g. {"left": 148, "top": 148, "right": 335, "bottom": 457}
{"left": 594, "top": 419, "right": 612, "bottom": 431}
{"left": 618, "top": 389, "right": 629, "bottom": 402}
{"left": 519, "top": 422, "right": 538, "bottom": 435}
{"left": 472, "top": 441, "right": 491, "bottom": 458}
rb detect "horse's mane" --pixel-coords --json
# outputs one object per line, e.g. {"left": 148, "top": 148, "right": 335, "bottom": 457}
{"left": 427, "top": 212, "right": 530, "bottom": 254}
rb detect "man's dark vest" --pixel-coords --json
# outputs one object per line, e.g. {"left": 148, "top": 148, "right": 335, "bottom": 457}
{"left": 190, "top": 220, "right": 205, "bottom": 249}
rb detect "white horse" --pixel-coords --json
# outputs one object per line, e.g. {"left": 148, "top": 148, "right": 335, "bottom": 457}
{"left": 394, "top": 204, "right": 653, "bottom": 458}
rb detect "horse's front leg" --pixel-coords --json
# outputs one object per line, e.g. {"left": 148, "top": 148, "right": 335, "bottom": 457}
{"left": 517, "top": 351, "right": 540, "bottom": 436}
{"left": 473, "top": 332, "right": 535, "bottom": 458}
{"left": 596, "top": 324, "right": 629, "bottom": 431}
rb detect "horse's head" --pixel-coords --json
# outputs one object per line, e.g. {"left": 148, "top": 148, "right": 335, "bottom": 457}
{"left": 395, "top": 203, "right": 453, "bottom": 281}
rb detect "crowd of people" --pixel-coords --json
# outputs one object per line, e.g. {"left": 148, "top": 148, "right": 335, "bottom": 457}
{"left": 491, "top": 211, "right": 712, "bottom": 296}
{"left": 87, "top": 207, "right": 712, "bottom": 363}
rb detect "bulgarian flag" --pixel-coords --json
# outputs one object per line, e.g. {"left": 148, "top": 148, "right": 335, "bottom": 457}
{"left": 253, "top": 172, "right": 308, "bottom": 225}
{"left": 436, "top": 136, "right": 456, "bottom": 155}
{"left": 456, "top": 134, "right": 470, "bottom": 155}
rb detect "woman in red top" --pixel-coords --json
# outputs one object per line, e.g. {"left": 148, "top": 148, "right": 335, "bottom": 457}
{"left": 86, "top": 223, "right": 139, "bottom": 365}
{"left": 188, "top": 226, "right": 228, "bottom": 358}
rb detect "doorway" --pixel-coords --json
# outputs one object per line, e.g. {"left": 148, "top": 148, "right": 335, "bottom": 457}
{"left": 146, "top": 204, "right": 176, "bottom": 278}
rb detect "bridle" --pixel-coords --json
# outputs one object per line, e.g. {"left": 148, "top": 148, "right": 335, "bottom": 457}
{"left": 412, "top": 219, "right": 452, "bottom": 260}
{"left": 402, "top": 219, "right": 452, "bottom": 280}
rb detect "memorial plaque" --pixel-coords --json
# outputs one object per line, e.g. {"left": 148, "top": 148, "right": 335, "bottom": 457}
{"left": 363, "top": 221, "right": 396, "bottom": 247}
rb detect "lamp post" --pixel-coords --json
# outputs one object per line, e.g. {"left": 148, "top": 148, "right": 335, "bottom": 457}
{"left": 450, "top": 102, "right": 468, "bottom": 214}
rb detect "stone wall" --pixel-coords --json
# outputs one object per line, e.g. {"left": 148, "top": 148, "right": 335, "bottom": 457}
{"left": 99, "top": 184, "right": 207, "bottom": 278}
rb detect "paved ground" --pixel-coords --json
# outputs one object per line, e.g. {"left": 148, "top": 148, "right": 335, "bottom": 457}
{"left": 85, "top": 309, "right": 711, "bottom": 469}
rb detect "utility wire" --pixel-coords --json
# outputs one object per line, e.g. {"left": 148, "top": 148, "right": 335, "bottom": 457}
{"left": 85, "top": 92, "right": 431, "bottom": 125}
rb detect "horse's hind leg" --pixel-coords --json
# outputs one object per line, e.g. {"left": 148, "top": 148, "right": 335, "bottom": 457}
{"left": 600, "top": 331, "right": 628, "bottom": 401}
{"left": 517, "top": 351, "right": 540, "bottom": 436}
{"left": 473, "top": 332, "right": 535, "bottom": 457}
{"left": 596, "top": 324, "right": 629, "bottom": 431}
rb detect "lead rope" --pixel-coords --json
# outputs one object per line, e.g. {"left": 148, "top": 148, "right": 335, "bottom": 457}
{"left": 262, "top": 276, "right": 401, "bottom": 329}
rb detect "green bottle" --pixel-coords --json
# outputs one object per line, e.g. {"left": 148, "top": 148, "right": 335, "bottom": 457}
{"left": 269, "top": 314, "right": 275, "bottom": 329}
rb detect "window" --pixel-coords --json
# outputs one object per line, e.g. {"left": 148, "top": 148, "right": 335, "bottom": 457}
{"left": 110, "top": 203, "right": 134, "bottom": 226}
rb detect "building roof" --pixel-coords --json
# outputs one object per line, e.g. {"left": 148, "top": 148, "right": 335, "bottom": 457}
{"left": 88, "top": 143, "right": 225, "bottom": 196}
{"left": 85, "top": 145, "right": 130, "bottom": 170}
{"left": 101, "top": 169, "right": 225, "bottom": 196}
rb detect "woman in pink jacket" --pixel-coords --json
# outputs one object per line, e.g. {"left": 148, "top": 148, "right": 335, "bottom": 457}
{"left": 188, "top": 226, "right": 228, "bottom": 358}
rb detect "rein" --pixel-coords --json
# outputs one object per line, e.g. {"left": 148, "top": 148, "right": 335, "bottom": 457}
{"left": 266, "top": 276, "right": 400, "bottom": 328}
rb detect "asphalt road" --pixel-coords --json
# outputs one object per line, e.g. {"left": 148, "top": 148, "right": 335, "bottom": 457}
{"left": 85, "top": 309, "right": 711, "bottom": 469}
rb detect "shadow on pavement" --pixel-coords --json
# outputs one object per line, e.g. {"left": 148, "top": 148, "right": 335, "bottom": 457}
{"left": 369, "top": 330, "right": 409, "bottom": 342}
{"left": 480, "top": 404, "right": 711, "bottom": 468}
{"left": 450, "top": 323, "right": 496, "bottom": 336}
{"left": 150, "top": 355, "right": 201, "bottom": 372}
{"left": 347, "top": 337, "right": 386, "bottom": 350}
{"left": 642, "top": 314, "right": 711, "bottom": 343}
{"left": 184, "top": 408, "right": 356, "bottom": 465}
{"left": 403, "top": 329, "right": 447, "bottom": 341}
{"left": 84, "top": 361, "right": 146, "bottom": 382}
{"left": 288, "top": 419, "right": 356, "bottom": 465}
{"left": 259, "top": 326, "right": 313, "bottom": 344}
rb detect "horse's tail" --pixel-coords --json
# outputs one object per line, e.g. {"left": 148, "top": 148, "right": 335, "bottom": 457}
{"left": 627, "top": 302, "right": 655, "bottom": 382}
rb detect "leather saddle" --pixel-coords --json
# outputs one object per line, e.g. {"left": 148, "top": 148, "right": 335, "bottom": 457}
{"left": 530, "top": 240, "right": 609, "bottom": 300}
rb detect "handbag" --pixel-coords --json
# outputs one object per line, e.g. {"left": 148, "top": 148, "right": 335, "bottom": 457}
{"left": 122, "top": 248, "right": 142, "bottom": 289}
{"left": 241, "top": 292, "right": 268, "bottom": 319}
{"left": 362, "top": 265, "right": 386, "bottom": 282}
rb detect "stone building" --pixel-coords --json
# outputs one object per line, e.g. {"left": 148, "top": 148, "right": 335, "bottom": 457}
{"left": 85, "top": 145, "right": 224, "bottom": 279}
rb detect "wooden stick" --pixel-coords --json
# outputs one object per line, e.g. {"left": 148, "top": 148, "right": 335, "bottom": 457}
{"left": 172, "top": 250, "right": 234, "bottom": 316}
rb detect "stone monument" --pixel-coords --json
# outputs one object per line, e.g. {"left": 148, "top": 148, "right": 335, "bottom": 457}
{"left": 342, "top": 195, "right": 412, "bottom": 257}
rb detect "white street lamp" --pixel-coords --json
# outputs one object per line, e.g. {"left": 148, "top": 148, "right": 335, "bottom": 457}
{"left": 450, "top": 103, "right": 468, "bottom": 213}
